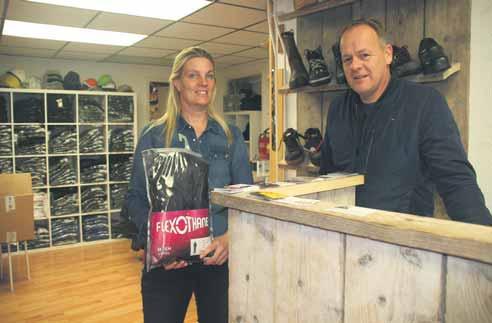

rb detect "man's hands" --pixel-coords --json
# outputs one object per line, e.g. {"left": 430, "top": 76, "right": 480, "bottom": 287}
{"left": 200, "top": 233, "right": 229, "bottom": 266}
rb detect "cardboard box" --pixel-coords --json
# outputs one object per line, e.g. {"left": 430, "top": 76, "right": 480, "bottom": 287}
{"left": 0, "top": 173, "right": 34, "bottom": 243}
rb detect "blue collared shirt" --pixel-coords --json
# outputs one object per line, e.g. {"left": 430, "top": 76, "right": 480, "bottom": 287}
{"left": 127, "top": 116, "right": 253, "bottom": 242}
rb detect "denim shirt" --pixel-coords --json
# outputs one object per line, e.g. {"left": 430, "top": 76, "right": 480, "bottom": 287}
{"left": 127, "top": 116, "right": 253, "bottom": 243}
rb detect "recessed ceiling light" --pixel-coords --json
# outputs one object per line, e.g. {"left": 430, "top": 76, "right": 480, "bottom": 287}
{"left": 27, "top": 0, "right": 212, "bottom": 20}
{"left": 3, "top": 20, "right": 147, "bottom": 46}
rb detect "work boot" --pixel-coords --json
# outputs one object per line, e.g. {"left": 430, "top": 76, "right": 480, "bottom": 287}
{"left": 418, "top": 38, "right": 451, "bottom": 74}
{"left": 303, "top": 128, "right": 322, "bottom": 166}
{"left": 281, "top": 31, "right": 309, "bottom": 89}
{"left": 305, "top": 46, "right": 331, "bottom": 86}
{"left": 332, "top": 42, "right": 346, "bottom": 84}
{"left": 391, "top": 45, "right": 422, "bottom": 77}
{"left": 282, "top": 128, "right": 305, "bottom": 165}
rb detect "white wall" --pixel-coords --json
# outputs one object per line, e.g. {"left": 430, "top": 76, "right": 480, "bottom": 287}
{"left": 469, "top": 0, "right": 492, "bottom": 208}
{"left": 0, "top": 55, "right": 171, "bottom": 132}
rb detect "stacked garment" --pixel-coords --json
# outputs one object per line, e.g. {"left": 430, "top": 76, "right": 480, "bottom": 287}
{"left": 0, "top": 125, "right": 11, "bottom": 155}
{"left": 82, "top": 215, "right": 109, "bottom": 241}
{"left": 47, "top": 94, "right": 75, "bottom": 122}
{"left": 81, "top": 186, "right": 107, "bottom": 213}
{"left": 110, "top": 183, "right": 127, "bottom": 209}
{"left": 108, "top": 96, "right": 133, "bottom": 122}
{"left": 33, "top": 192, "right": 48, "bottom": 219}
{"left": 13, "top": 95, "right": 44, "bottom": 123}
{"left": 0, "top": 158, "right": 13, "bottom": 173}
{"left": 27, "top": 225, "right": 50, "bottom": 249}
{"left": 80, "top": 158, "right": 106, "bottom": 183}
{"left": 49, "top": 157, "right": 77, "bottom": 185}
{"left": 51, "top": 189, "right": 78, "bottom": 216}
{"left": 109, "top": 128, "right": 133, "bottom": 152}
{"left": 15, "top": 125, "right": 46, "bottom": 155}
{"left": 110, "top": 156, "right": 133, "bottom": 181}
{"left": 16, "top": 157, "right": 46, "bottom": 187}
{"left": 80, "top": 127, "right": 105, "bottom": 153}
{"left": 49, "top": 128, "right": 77, "bottom": 154}
{"left": 0, "top": 94, "right": 9, "bottom": 122}
{"left": 51, "top": 218, "right": 79, "bottom": 245}
{"left": 79, "top": 96, "right": 104, "bottom": 122}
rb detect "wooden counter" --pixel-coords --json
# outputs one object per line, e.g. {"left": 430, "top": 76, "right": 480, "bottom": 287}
{"left": 211, "top": 175, "right": 492, "bottom": 323}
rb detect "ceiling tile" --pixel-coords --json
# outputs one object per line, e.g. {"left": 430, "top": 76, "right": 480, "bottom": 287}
{"left": 234, "top": 47, "right": 268, "bottom": 59}
{"left": 219, "top": 0, "right": 267, "bottom": 10}
{"left": 87, "top": 12, "right": 172, "bottom": 34}
{"left": 63, "top": 42, "right": 124, "bottom": 54}
{"left": 246, "top": 20, "right": 269, "bottom": 33}
{"left": 118, "top": 47, "right": 175, "bottom": 58}
{"left": 105, "top": 55, "right": 172, "bottom": 66}
{"left": 213, "top": 30, "right": 268, "bottom": 46}
{"left": 183, "top": 3, "right": 265, "bottom": 29}
{"left": 55, "top": 50, "right": 110, "bottom": 61}
{"left": 198, "top": 42, "right": 250, "bottom": 55}
{"left": 0, "top": 46, "right": 56, "bottom": 58}
{"left": 155, "top": 22, "right": 234, "bottom": 41}
{"left": 6, "top": 0, "right": 97, "bottom": 27}
{"left": 214, "top": 55, "right": 258, "bottom": 65}
{"left": 0, "top": 35, "right": 66, "bottom": 50}
{"left": 135, "top": 36, "right": 199, "bottom": 50}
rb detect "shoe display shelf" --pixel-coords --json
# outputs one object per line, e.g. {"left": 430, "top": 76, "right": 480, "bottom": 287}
{"left": 0, "top": 88, "right": 136, "bottom": 252}
{"left": 278, "top": 62, "right": 461, "bottom": 94}
{"left": 223, "top": 110, "right": 262, "bottom": 162}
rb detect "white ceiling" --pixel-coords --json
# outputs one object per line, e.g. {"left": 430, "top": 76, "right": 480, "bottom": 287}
{"left": 0, "top": 0, "right": 269, "bottom": 68}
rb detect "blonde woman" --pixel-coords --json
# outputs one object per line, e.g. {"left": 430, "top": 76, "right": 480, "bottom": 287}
{"left": 127, "top": 47, "right": 253, "bottom": 323}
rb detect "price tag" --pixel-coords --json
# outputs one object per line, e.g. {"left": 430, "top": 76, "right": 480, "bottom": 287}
{"left": 6, "top": 231, "right": 17, "bottom": 243}
{"left": 4, "top": 196, "right": 16, "bottom": 213}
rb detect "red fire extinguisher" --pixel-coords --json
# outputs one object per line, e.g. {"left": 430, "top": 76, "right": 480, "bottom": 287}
{"left": 258, "top": 128, "right": 270, "bottom": 160}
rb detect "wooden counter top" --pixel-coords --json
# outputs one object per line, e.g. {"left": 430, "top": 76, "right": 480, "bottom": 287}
{"left": 212, "top": 176, "right": 492, "bottom": 265}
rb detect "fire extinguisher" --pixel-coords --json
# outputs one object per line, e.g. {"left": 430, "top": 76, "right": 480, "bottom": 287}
{"left": 258, "top": 128, "right": 270, "bottom": 160}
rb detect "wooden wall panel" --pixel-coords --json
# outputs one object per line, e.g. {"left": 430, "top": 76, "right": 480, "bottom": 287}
{"left": 386, "top": 0, "right": 424, "bottom": 59}
{"left": 275, "top": 220, "right": 344, "bottom": 323}
{"left": 344, "top": 236, "right": 443, "bottom": 323}
{"left": 425, "top": 0, "right": 471, "bottom": 149}
{"left": 297, "top": 12, "right": 324, "bottom": 132}
{"left": 446, "top": 256, "right": 492, "bottom": 323}
{"left": 228, "top": 210, "right": 275, "bottom": 323}
{"left": 360, "top": 0, "right": 386, "bottom": 26}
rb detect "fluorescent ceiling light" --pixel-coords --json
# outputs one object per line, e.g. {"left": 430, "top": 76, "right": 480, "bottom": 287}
{"left": 3, "top": 20, "right": 146, "bottom": 46}
{"left": 28, "top": 0, "right": 211, "bottom": 20}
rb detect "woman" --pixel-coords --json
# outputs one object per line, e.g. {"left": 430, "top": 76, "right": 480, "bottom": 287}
{"left": 127, "top": 46, "right": 253, "bottom": 323}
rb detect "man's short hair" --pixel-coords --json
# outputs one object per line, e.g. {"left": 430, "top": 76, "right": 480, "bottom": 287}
{"left": 339, "top": 18, "right": 390, "bottom": 47}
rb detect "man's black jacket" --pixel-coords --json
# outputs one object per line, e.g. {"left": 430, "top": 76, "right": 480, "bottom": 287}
{"left": 320, "top": 77, "right": 492, "bottom": 225}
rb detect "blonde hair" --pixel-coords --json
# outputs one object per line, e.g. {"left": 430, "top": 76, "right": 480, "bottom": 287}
{"left": 152, "top": 46, "right": 232, "bottom": 147}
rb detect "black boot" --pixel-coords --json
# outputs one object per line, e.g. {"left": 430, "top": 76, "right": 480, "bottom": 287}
{"left": 303, "top": 128, "right": 322, "bottom": 166}
{"left": 418, "top": 38, "right": 451, "bottom": 74}
{"left": 305, "top": 46, "right": 332, "bottom": 86}
{"left": 281, "top": 31, "right": 309, "bottom": 89}
{"left": 282, "top": 128, "right": 305, "bottom": 165}
{"left": 391, "top": 45, "right": 422, "bottom": 77}
{"left": 332, "top": 42, "right": 346, "bottom": 84}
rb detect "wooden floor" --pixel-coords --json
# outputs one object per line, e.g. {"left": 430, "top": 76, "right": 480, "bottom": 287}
{"left": 0, "top": 240, "right": 197, "bottom": 323}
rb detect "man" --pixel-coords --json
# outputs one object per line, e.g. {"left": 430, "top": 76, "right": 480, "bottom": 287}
{"left": 319, "top": 19, "right": 492, "bottom": 225}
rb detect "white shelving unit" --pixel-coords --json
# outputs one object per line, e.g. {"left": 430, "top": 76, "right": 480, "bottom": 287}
{"left": 0, "top": 88, "right": 137, "bottom": 251}
{"left": 224, "top": 110, "right": 261, "bottom": 162}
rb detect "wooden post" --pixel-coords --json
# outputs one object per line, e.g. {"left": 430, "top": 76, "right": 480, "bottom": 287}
{"left": 24, "top": 241, "right": 30, "bottom": 280}
{"left": 8, "top": 242, "right": 14, "bottom": 292}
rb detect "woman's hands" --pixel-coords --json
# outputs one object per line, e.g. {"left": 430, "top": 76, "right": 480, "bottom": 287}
{"left": 162, "top": 233, "right": 229, "bottom": 270}
{"left": 200, "top": 233, "right": 229, "bottom": 266}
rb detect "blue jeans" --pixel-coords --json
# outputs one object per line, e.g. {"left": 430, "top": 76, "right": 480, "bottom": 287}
{"left": 141, "top": 263, "right": 228, "bottom": 323}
